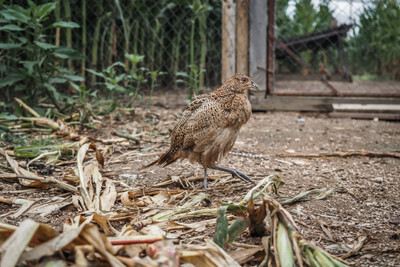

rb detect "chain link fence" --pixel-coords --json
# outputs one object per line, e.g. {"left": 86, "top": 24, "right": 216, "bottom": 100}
{"left": 2, "top": 0, "right": 399, "bottom": 98}
{"left": 274, "top": 0, "right": 400, "bottom": 96}
{"left": 3, "top": 0, "right": 222, "bottom": 91}
{"left": 65, "top": 0, "right": 223, "bottom": 90}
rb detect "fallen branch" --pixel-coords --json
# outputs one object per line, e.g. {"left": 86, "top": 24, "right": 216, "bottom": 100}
{"left": 276, "top": 151, "right": 400, "bottom": 159}
{"left": 111, "top": 130, "right": 140, "bottom": 144}
{"left": 14, "top": 98, "right": 40, "bottom": 118}
{"left": 232, "top": 150, "right": 400, "bottom": 160}
{"left": 341, "top": 236, "right": 371, "bottom": 259}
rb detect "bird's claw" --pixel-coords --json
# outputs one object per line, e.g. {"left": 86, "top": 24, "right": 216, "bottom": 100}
{"left": 212, "top": 165, "right": 255, "bottom": 184}
{"left": 230, "top": 169, "right": 255, "bottom": 184}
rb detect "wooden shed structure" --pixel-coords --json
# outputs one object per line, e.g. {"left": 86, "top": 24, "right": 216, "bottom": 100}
{"left": 221, "top": 0, "right": 400, "bottom": 119}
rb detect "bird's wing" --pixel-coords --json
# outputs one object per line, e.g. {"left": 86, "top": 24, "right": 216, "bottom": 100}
{"left": 170, "top": 94, "right": 210, "bottom": 148}
{"left": 181, "top": 97, "right": 224, "bottom": 152}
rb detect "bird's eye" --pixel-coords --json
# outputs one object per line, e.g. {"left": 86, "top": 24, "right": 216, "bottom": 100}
{"left": 241, "top": 78, "right": 247, "bottom": 83}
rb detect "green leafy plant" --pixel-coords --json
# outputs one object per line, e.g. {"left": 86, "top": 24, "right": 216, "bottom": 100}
{"left": 146, "top": 70, "right": 166, "bottom": 110}
{"left": 87, "top": 54, "right": 146, "bottom": 111}
{"left": 86, "top": 61, "right": 127, "bottom": 112}
{"left": 124, "top": 53, "right": 147, "bottom": 106}
{"left": 177, "top": 65, "right": 206, "bottom": 100}
{"left": 0, "top": 1, "right": 82, "bottom": 110}
{"left": 348, "top": 0, "right": 400, "bottom": 80}
{"left": 87, "top": 53, "right": 164, "bottom": 110}
{"left": 69, "top": 83, "right": 98, "bottom": 127}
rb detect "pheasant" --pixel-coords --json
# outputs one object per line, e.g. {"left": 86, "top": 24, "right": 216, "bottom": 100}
{"left": 145, "top": 73, "right": 258, "bottom": 188}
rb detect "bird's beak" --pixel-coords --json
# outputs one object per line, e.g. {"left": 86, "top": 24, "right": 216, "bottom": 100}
{"left": 249, "top": 81, "right": 259, "bottom": 96}
{"left": 251, "top": 81, "right": 259, "bottom": 90}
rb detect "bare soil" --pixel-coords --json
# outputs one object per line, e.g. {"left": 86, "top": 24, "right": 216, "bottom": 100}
{"left": 1, "top": 94, "right": 400, "bottom": 266}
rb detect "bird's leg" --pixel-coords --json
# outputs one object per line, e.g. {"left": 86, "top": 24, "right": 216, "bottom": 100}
{"left": 211, "top": 165, "right": 255, "bottom": 184}
{"left": 203, "top": 168, "right": 208, "bottom": 189}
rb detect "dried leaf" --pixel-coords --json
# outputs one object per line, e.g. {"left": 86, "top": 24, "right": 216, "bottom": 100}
{"left": 90, "top": 142, "right": 104, "bottom": 168}
{"left": 92, "top": 214, "right": 119, "bottom": 236}
{"left": 114, "top": 225, "right": 146, "bottom": 257}
{"left": 100, "top": 179, "right": 117, "bottom": 211}
{"left": 180, "top": 239, "right": 241, "bottom": 267}
{"left": 76, "top": 143, "right": 93, "bottom": 211}
{"left": 229, "top": 246, "right": 264, "bottom": 265}
{"left": 152, "top": 193, "right": 208, "bottom": 222}
{"left": 79, "top": 224, "right": 124, "bottom": 266}
{"left": 20, "top": 217, "right": 92, "bottom": 262}
{"left": 1, "top": 148, "right": 45, "bottom": 187}
{"left": 240, "top": 174, "right": 283, "bottom": 205}
{"left": 9, "top": 199, "right": 35, "bottom": 219}
{"left": 0, "top": 219, "right": 58, "bottom": 266}
{"left": 120, "top": 191, "right": 136, "bottom": 206}
{"left": 27, "top": 198, "right": 72, "bottom": 217}
{"left": 279, "top": 188, "right": 335, "bottom": 205}
{"left": 248, "top": 196, "right": 267, "bottom": 236}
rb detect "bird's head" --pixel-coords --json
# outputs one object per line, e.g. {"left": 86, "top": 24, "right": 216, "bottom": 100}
{"left": 225, "top": 73, "right": 259, "bottom": 94}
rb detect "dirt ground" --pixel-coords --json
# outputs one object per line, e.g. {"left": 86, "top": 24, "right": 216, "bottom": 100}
{"left": 1, "top": 94, "right": 400, "bottom": 266}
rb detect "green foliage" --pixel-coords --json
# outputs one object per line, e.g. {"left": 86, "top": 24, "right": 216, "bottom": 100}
{"left": 276, "top": 0, "right": 400, "bottom": 80}
{"left": 69, "top": 83, "right": 98, "bottom": 127}
{"left": 276, "top": 0, "right": 337, "bottom": 75}
{"left": 277, "top": 0, "right": 333, "bottom": 38}
{"left": 348, "top": 0, "right": 400, "bottom": 79}
{"left": 176, "top": 65, "right": 206, "bottom": 100}
{"left": 87, "top": 53, "right": 165, "bottom": 111}
{"left": 0, "top": 0, "right": 223, "bottom": 116}
{"left": 276, "top": 0, "right": 292, "bottom": 38}
{"left": 147, "top": 69, "right": 166, "bottom": 110}
{"left": 292, "top": 0, "right": 317, "bottom": 35}
{"left": 0, "top": 132, "right": 61, "bottom": 147}
{"left": 112, "top": 0, "right": 221, "bottom": 88}
{"left": 0, "top": 1, "right": 82, "bottom": 110}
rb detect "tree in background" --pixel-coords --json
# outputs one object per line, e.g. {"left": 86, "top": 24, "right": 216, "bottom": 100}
{"left": 276, "top": 0, "right": 334, "bottom": 75}
{"left": 348, "top": 0, "right": 400, "bottom": 80}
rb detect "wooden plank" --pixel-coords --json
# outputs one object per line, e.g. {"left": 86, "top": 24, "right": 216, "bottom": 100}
{"left": 250, "top": 91, "right": 400, "bottom": 112}
{"left": 222, "top": 0, "right": 236, "bottom": 82}
{"left": 236, "top": 0, "right": 249, "bottom": 74}
{"left": 249, "top": 0, "right": 267, "bottom": 90}
{"left": 266, "top": 0, "right": 275, "bottom": 95}
{"left": 330, "top": 112, "right": 400, "bottom": 120}
{"left": 332, "top": 103, "right": 400, "bottom": 113}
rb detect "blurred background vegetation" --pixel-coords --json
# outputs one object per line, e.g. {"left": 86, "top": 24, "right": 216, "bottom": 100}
{"left": 0, "top": 0, "right": 399, "bottom": 116}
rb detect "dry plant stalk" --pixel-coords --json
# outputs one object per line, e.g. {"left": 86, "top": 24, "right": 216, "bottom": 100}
{"left": 260, "top": 197, "right": 349, "bottom": 267}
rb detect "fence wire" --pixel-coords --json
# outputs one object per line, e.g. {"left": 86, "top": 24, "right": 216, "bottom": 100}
{"left": 13, "top": 0, "right": 223, "bottom": 90}
{"left": 2, "top": 0, "right": 399, "bottom": 97}
{"left": 274, "top": 0, "right": 400, "bottom": 96}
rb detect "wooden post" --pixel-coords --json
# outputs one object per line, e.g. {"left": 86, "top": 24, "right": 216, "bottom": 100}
{"left": 266, "top": 0, "right": 275, "bottom": 95}
{"left": 222, "top": 0, "right": 236, "bottom": 82}
{"left": 249, "top": 0, "right": 267, "bottom": 91}
{"left": 236, "top": 0, "right": 249, "bottom": 75}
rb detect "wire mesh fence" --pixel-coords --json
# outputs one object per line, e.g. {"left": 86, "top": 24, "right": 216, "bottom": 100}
{"left": 1, "top": 0, "right": 399, "bottom": 100}
{"left": 2, "top": 0, "right": 223, "bottom": 90}
{"left": 76, "top": 0, "right": 223, "bottom": 90}
{"left": 273, "top": 0, "right": 400, "bottom": 96}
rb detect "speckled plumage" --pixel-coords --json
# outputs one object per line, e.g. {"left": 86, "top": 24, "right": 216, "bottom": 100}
{"left": 145, "top": 73, "right": 258, "bottom": 188}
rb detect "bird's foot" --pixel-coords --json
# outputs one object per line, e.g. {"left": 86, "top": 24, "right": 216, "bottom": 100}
{"left": 212, "top": 165, "right": 255, "bottom": 184}
{"left": 202, "top": 168, "right": 209, "bottom": 189}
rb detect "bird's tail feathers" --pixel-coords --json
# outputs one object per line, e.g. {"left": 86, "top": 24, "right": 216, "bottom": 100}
{"left": 141, "top": 148, "right": 177, "bottom": 169}
{"left": 141, "top": 159, "right": 159, "bottom": 169}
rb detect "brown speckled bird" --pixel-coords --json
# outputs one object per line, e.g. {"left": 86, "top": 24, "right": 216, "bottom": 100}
{"left": 145, "top": 73, "right": 258, "bottom": 188}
